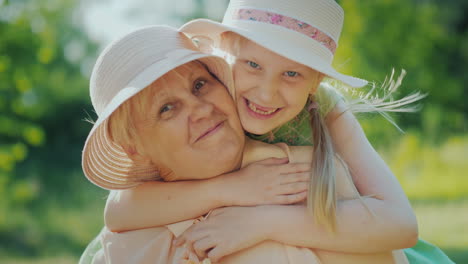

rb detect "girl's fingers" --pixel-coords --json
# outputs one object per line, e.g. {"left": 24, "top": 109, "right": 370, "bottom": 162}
{"left": 174, "top": 236, "right": 185, "bottom": 247}
{"left": 208, "top": 247, "right": 222, "bottom": 263}
{"left": 207, "top": 245, "right": 227, "bottom": 263}
{"left": 174, "top": 224, "right": 205, "bottom": 247}
{"left": 183, "top": 233, "right": 209, "bottom": 252}
{"left": 188, "top": 249, "right": 200, "bottom": 262}
{"left": 255, "top": 157, "right": 289, "bottom": 165}
{"left": 278, "top": 182, "right": 309, "bottom": 195}
{"left": 279, "top": 162, "right": 312, "bottom": 174}
{"left": 193, "top": 236, "right": 216, "bottom": 259}
{"left": 276, "top": 191, "right": 308, "bottom": 204}
{"left": 279, "top": 172, "right": 310, "bottom": 184}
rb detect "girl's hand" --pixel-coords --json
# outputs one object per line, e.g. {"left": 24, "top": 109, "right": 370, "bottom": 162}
{"left": 174, "top": 206, "right": 272, "bottom": 263}
{"left": 173, "top": 244, "right": 212, "bottom": 264}
{"left": 173, "top": 244, "right": 200, "bottom": 264}
{"left": 218, "top": 158, "right": 311, "bottom": 206}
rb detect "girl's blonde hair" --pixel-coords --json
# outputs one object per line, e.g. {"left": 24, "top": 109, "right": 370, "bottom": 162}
{"left": 220, "top": 31, "right": 425, "bottom": 232}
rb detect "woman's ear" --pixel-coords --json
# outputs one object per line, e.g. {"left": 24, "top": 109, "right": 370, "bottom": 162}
{"left": 309, "top": 72, "right": 326, "bottom": 95}
{"left": 120, "top": 142, "right": 152, "bottom": 166}
{"left": 121, "top": 141, "right": 176, "bottom": 181}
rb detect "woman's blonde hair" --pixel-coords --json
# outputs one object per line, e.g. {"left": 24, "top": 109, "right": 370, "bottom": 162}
{"left": 219, "top": 31, "right": 425, "bottom": 232}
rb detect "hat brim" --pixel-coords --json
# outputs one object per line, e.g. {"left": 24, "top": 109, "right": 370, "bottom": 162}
{"left": 82, "top": 51, "right": 234, "bottom": 190}
{"left": 180, "top": 19, "right": 367, "bottom": 88}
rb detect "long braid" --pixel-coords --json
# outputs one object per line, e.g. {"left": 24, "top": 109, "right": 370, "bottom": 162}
{"left": 308, "top": 101, "right": 337, "bottom": 232}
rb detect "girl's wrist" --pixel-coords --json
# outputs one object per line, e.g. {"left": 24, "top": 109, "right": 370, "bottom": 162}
{"left": 254, "top": 205, "right": 284, "bottom": 241}
{"left": 205, "top": 172, "right": 236, "bottom": 207}
{"left": 260, "top": 205, "right": 309, "bottom": 243}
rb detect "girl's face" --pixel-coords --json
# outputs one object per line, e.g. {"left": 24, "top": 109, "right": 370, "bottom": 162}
{"left": 231, "top": 38, "right": 322, "bottom": 135}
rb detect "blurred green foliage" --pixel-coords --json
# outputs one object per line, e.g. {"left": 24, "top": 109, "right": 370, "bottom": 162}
{"left": 0, "top": 0, "right": 466, "bottom": 262}
{"left": 389, "top": 133, "right": 468, "bottom": 200}
{"left": 0, "top": 0, "right": 105, "bottom": 258}
{"left": 335, "top": 0, "right": 468, "bottom": 138}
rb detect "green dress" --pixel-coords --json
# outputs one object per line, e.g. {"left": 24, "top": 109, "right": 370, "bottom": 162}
{"left": 248, "top": 84, "right": 454, "bottom": 264}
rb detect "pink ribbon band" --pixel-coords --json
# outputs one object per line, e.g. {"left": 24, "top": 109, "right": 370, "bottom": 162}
{"left": 232, "top": 8, "right": 337, "bottom": 54}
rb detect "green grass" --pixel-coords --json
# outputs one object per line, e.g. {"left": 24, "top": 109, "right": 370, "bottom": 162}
{"left": 385, "top": 133, "right": 468, "bottom": 263}
{"left": 388, "top": 134, "right": 468, "bottom": 200}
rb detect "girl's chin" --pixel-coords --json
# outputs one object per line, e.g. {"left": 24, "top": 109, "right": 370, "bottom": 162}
{"left": 241, "top": 119, "right": 276, "bottom": 135}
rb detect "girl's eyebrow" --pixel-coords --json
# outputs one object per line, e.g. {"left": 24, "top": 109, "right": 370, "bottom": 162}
{"left": 246, "top": 55, "right": 260, "bottom": 62}
{"left": 238, "top": 50, "right": 260, "bottom": 62}
{"left": 282, "top": 62, "right": 309, "bottom": 71}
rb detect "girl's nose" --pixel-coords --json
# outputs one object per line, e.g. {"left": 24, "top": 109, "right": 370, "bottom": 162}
{"left": 189, "top": 97, "right": 215, "bottom": 123}
{"left": 256, "top": 76, "right": 279, "bottom": 104}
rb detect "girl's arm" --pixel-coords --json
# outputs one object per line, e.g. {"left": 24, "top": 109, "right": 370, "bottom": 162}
{"left": 105, "top": 158, "right": 311, "bottom": 232}
{"left": 325, "top": 100, "right": 418, "bottom": 246}
{"left": 175, "top": 142, "right": 417, "bottom": 260}
{"left": 264, "top": 113, "right": 418, "bottom": 251}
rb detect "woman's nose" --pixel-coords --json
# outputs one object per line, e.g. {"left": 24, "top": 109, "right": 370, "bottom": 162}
{"left": 189, "top": 97, "right": 215, "bottom": 122}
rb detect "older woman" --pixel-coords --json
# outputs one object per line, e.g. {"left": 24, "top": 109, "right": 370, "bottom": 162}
{"left": 80, "top": 25, "right": 408, "bottom": 264}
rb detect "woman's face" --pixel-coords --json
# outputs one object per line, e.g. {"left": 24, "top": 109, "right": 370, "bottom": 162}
{"left": 231, "top": 38, "right": 322, "bottom": 135}
{"left": 134, "top": 61, "right": 245, "bottom": 181}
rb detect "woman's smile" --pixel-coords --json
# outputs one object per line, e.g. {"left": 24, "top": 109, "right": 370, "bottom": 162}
{"left": 195, "top": 120, "right": 225, "bottom": 143}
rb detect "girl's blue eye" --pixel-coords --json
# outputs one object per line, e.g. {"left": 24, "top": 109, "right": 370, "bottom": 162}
{"left": 160, "top": 104, "right": 174, "bottom": 114}
{"left": 193, "top": 80, "right": 206, "bottom": 93}
{"left": 247, "top": 61, "right": 260, "bottom": 69}
{"left": 285, "top": 71, "right": 299, "bottom": 77}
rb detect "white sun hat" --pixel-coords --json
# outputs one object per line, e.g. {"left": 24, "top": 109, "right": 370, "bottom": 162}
{"left": 82, "top": 25, "right": 234, "bottom": 190}
{"left": 180, "top": 0, "right": 367, "bottom": 88}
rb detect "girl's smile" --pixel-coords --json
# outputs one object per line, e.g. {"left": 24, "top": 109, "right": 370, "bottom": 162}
{"left": 244, "top": 98, "right": 282, "bottom": 120}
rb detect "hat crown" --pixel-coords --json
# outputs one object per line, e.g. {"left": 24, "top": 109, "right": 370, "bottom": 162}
{"left": 90, "top": 26, "right": 197, "bottom": 116}
{"left": 222, "top": 0, "right": 344, "bottom": 44}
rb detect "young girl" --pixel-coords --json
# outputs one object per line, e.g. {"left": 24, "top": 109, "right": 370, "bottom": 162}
{"left": 101, "top": 0, "right": 452, "bottom": 263}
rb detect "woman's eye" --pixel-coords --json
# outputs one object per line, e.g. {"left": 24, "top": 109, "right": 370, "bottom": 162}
{"left": 285, "top": 71, "right": 299, "bottom": 77}
{"left": 247, "top": 61, "right": 260, "bottom": 69}
{"left": 159, "top": 104, "right": 174, "bottom": 114}
{"left": 193, "top": 79, "right": 207, "bottom": 92}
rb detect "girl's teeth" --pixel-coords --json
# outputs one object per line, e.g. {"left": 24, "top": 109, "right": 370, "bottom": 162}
{"left": 248, "top": 101, "right": 277, "bottom": 115}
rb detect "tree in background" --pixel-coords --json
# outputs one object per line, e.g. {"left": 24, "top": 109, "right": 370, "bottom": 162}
{"left": 335, "top": 0, "right": 467, "bottom": 143}
{"left": 0, "top": 0, "right": 98, "bottom": 256}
